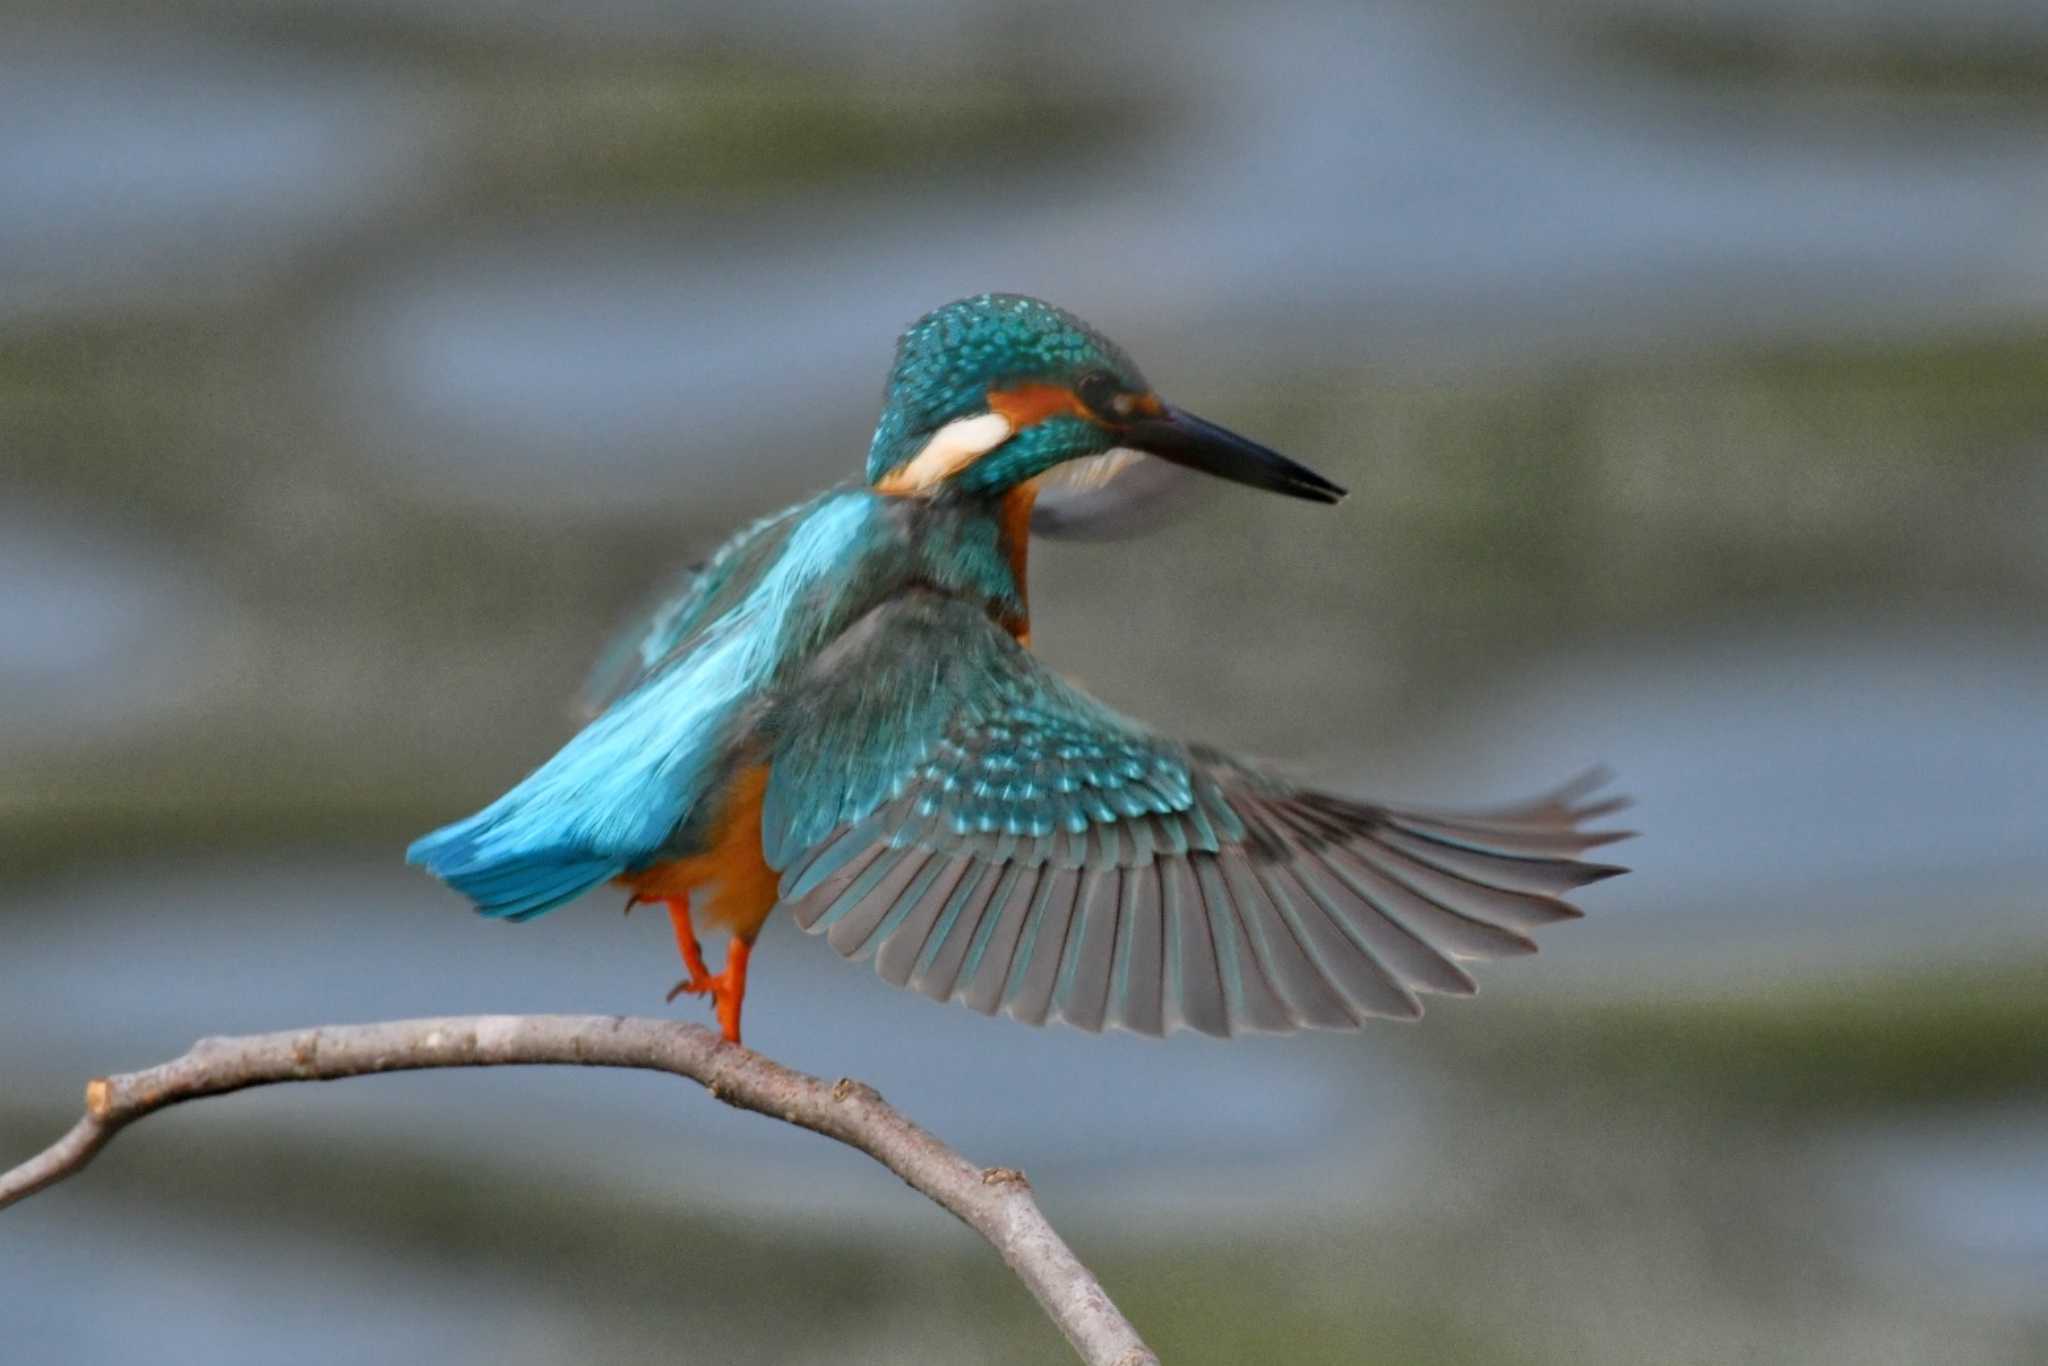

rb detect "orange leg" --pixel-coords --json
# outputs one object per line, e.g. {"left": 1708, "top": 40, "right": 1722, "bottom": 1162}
{"left": 664, "top": 897, "right": 715, "bottom": 999}
{"left": 660, "top": 897, "right": 751, "bottom": 1045}
{"left": 712, "top": 938, "right": 750, "bottom": 1045}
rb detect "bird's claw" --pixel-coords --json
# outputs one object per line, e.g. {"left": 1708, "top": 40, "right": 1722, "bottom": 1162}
{"left": 665, "top": 973, "right": 715, "bottom": 1004}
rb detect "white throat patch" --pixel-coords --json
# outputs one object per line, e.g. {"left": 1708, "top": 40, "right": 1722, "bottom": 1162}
{"left": 1036, "top": 445, "right": 1143, "bottom": 493}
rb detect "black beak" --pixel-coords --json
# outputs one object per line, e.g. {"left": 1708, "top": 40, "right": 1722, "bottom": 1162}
{"left": 1121, "top": 405, "right": 1346, "bottom": 504}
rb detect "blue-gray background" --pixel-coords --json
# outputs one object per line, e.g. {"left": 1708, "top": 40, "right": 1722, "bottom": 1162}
{"left": 4, "top": 2, "right": 2046, "bottom": 1362}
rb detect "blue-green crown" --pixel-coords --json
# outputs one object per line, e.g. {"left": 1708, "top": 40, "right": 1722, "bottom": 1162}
{"left": 865, "top": 294, "right": 1148, "bottom": 486}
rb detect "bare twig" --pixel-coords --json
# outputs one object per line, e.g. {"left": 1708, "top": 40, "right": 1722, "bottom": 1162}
{"left": 0, "top": 1014, "right": 1158, "bottom": 1366}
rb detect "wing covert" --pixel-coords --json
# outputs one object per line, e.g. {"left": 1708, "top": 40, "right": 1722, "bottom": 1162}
{"left": 764, "top": 594, "right": 1629, "bottom": 1037}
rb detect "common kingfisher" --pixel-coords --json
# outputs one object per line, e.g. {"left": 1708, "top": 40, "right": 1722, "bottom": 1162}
{"left": 409, "top": 294, "right": 1628, "bottom": 1044}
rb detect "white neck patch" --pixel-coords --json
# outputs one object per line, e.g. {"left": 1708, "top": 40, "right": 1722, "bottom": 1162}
{"left": 876, "top": 411, "right": 1014, "bottom": 495}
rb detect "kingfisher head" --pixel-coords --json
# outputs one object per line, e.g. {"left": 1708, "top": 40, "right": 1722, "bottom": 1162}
{"left": 865, "top": 294, "right": 1344, "bottom": 505}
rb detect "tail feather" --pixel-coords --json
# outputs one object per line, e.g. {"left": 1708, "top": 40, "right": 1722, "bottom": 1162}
{"left": 407, "top": 816, "right": 619, "bottom": 922}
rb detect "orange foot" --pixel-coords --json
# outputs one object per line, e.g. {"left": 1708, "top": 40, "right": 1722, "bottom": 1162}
{"left": 658, "top": 898, "right": 750, "bottom": 1044}
{"left": 661, "top": 896, "right": 715, "bottom": 997}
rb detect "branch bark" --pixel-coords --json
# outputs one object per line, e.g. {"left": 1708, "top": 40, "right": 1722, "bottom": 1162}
{"left": 0, "top": 1014, "right": 1158, "bottom": 1366}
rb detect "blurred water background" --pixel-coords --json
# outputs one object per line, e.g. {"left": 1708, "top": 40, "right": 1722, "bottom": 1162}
{"left": 3, "top": 1, "right": 2046, "bottom": 1362}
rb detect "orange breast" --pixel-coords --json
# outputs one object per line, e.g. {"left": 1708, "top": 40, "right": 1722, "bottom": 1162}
{"left": 998, "top": 481, "right": 1037, "bottom": 647}
{"left": 620, "top": 764, "right": 780, "bottom": 942}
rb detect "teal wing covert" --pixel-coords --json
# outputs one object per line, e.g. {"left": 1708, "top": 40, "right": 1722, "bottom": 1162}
{"left": 760, "top": 592, "right": 1628, "bottom": 1037}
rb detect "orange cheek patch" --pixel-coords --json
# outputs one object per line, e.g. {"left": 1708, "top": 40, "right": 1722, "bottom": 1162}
{"left": 988, "top": 383, "right": 1092, "bottom": 428}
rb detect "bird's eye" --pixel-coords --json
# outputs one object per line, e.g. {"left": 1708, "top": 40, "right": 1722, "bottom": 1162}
{"left": 1077, "top": 371, "right": 1125, "bottom": 420}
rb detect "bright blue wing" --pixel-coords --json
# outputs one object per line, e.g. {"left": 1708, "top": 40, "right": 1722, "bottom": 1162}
{"left": 407, "top": 615, "right": 772, "bottom": 920}
{"left": 576, "top": 505, "right": 809, "bottom": 720}
{"left": 412, "top": 492, "right": 880, "bottom": 921}
{"left": 764, "top": 594, "right": 1630, "bottom": 1036}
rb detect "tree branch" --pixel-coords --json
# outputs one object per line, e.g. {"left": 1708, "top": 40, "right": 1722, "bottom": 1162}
{"left": 0, "top": 1014, "right": 1158, "bottom": 1366}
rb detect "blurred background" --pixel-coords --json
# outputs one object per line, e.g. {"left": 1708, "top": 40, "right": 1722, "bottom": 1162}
{"left": 3, "top": 1, "right": 2046, "bottom": 1362}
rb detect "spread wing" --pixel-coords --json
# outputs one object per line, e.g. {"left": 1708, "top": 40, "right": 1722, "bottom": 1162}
{"left": 761, "top": 593, "right": 1629, "bottom": 1037}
